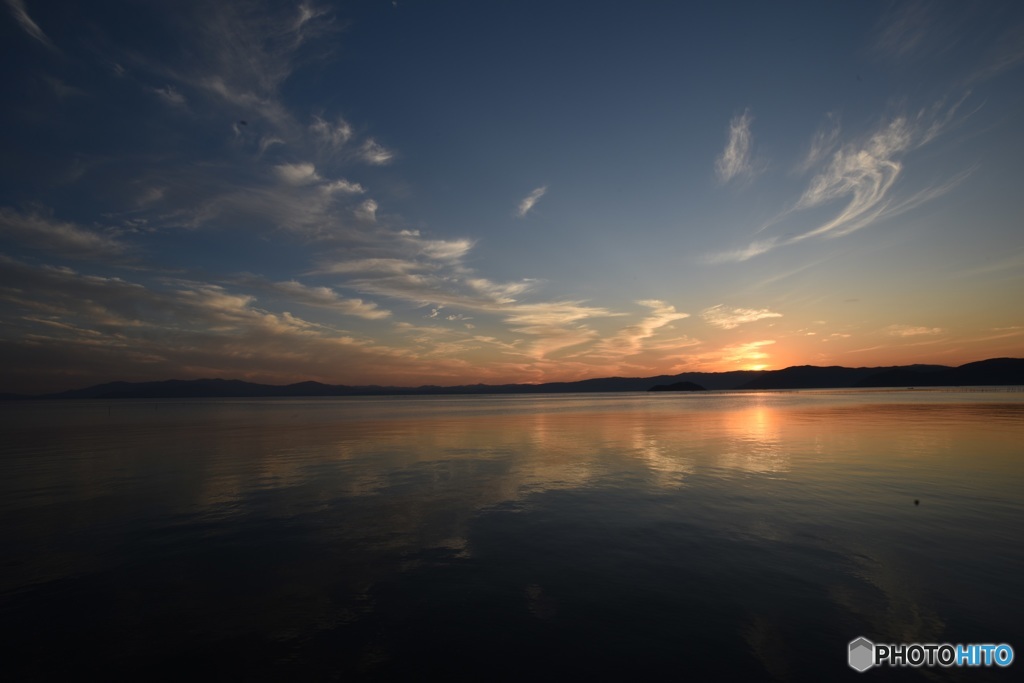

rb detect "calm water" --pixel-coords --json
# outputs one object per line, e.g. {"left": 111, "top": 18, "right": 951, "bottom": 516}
{"left": 2, "top": 390, "right": 1022, "bottom": 681}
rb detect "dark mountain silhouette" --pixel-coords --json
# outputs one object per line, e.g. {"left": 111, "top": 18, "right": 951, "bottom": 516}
{"left": 737, "top": 358, "right": 1024, "bottom": 390}
{"left": 27, "top": 371, "right": 764, "bottom": 399}
{"left": 648, "top": 381, "right": 707, "bottom": 392}
{"left": 4, "top": 358, "right": 1020, "bottom": 400}
{"left": 855, "top": 358, "right": 1024, "bottom": 388}
{"left": 737, "top": 364, "right": 948, "bottom": 390}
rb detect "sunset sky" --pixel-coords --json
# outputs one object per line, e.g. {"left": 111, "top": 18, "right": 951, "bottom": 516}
{"left": 2, "top": 0, "right": 1023, "bottom": 393}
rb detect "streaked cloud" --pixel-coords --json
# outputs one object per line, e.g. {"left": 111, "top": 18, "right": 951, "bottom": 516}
{"left": 715, "top": 110, "right": 755, "bottom": 183}
{"left": 722, "top": 339, "right": 775, "bottom": 364}
{"left": 794, "top": 117, "right": 911, "bottom": 237}
{"left": 359, "top": 138, "right": 394, "bottom": 165}
{"left": 712, "top": 100, "right": 970, "bottom": 263}
{"left": 314, "top": 258, "right": 425, "bottom": 276}
{"left": 798, "top": 113, "right": 841, "bottom": 173}
{"left": 702, "top": 304, "right": 782, "bottom": 330}
{"left": 136, "top": 187, "right": 165, "bottom": 207}
{"left": 969, "top": 23, "right": 1024, "bottom": 84}
{"left": 593, "top": 300, "right": 690, "bottom": 357}
{"left": 355, "top": 198, "right": 378, "bottom": 222}
{"left": 225, "top": 274, "right": 392, "bottom": 321}
{"left": 0, "top": 207, "right": 128, "bottom": 259}
{"left": 0, "top": 255, "right": 434, "bottom": 392}
{"left": 310, "top": 115, "right": 353, "bottom": 148}
{"left": 44, "top": 76, "right": 84, "bottom": 99}
{"left": 465, "top": 277, "right": 532, "bottom": 304}
{"left": 517, "top": 186, "right": 548, "bottom": 217}
{"left": 321, "top": 179, "right": 365, "bottom": 195}
{"left": 275, "top": 162, "right": 321, "bottom": 185}
{"left": 5, "top": 0, "right": 56, "bottom": 50}
{"left": 869, "top": 1, "right": 934, "bottom": 60}
{"left": 886, "top": 325, "right": 944, "bottom": 337}
{"left": 269, "top": 280, "right": 391, "bottom": 319}
{"left": 152, "top": 85, "right": 186, "bottom": 107}
{"left": 400, "top": 230, "right": 473, "bottom": 261}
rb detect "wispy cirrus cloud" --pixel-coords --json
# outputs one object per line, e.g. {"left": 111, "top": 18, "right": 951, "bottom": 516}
{"left": 517, "top": 186, "right": 547, "bottom": 217}
{"left": 797, "top": 112, "right": 841, "bottom": 173}
{"left": 0, "top": 255, "right": 456, "bottom": 392}
{"left": 310, "top": 115, "right": 353, "bottom": 149}
{"left": 664, "top": 339, "right": 777, "bottom": 373}
{"left": 968, "top": 23, "right": 1024, "bottom": 84}
{"left": 715, "top": 110, "right": 755, "bottom": 183}
{"left": 268, "top": 280, "right": 390, "bottom": 319}
{"left": 710, "top": 100, "right": 971, "bottom": 263}
{"left": 355, "top": 198, "right": 378, "bottom": 222}
{"left": 399, "top": 230, "right": 473, "bottom": 261}
{"left": 227, "top": 274, "right": 392, "bottom": 320}
{"left": 275, "top": 162, "right": 321, "bottom": 185}
{"left": 313, "top": 258, "right": 424, "bottom": 276}
{"left": 359, "top": 138, "right": 394, "bottom": 165}
{"left": 591, "top": 300, "right": 690, "bottom": 357}
{"left": 886, "top": 324, "right": 944, "bottom": 337}
{"left": 5, "top": 0, "right": 56, "bottom": 50}
{"left": 0, "top": 207, "right": 129, "bottom": 259}
{"left": 152, "top": 85, "right": 186, "bottom": 107}
{"left": 721, "top": 339, "right": 775, "bottom": 364}
{"left": 701, "top": 304, "right": 781, "bottom": 330}
{"left": 869, "top": 1, "right": 935, "bottom": 61}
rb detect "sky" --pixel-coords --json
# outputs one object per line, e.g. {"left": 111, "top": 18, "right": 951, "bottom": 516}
{"left": 1, "top": 0, "right": 1023, "bottom": 393}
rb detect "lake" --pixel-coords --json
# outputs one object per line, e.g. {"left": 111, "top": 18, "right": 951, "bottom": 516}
{"left": 2, "top": 390, "right": 1022, "bottom": 681}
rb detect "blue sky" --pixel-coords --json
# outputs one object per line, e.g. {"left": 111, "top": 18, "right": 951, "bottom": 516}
{"left": 1, "top": 0, "right": 1023, "bottom": 392}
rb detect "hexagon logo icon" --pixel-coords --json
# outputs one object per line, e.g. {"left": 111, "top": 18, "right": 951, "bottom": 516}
{"left": 849, "top": 637, "right": 875, "bottom": 672}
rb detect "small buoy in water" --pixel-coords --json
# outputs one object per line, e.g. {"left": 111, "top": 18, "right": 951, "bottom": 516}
{"left": 914, "top": 499, "right": 920, "bottom": 506}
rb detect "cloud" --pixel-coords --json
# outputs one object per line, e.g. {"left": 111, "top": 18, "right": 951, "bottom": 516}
{"left": 5, "top": 0, "right": 56, "bottom": 49}
{"left": 269, "top": 280, "right": 390, "bottom": 319}
{"left": 517, "top": 186, "right": 548, "bottom": 217}
{"left": 359, "top": 138, "right": 394, "bottom": 165}
{"left": 886, "top": 325, "right": 944, "bottom": 337}
{"left": 313, "top": 258, "right": 425, "bottom": 276}
{"left": 715, "top": 110, "right": 755, "bottom": 183}
{"left": 701, "top": 304, "right": 782, "bottom": 330}
{"left": 705, "top": 238, "right": 780, "bottom": 265}
{"left": 0, "top": 256, "right": 436, "bottom": 392}
{"left": 798, "top": 113, "right": 841, "bottom": 173}
{"left": 44, "top": 76, "right": 84, "bottom": 100}
{"left": 274, "top": 162, "right": 321, "bottom": 185}
{"left": 310, "top": 115, "right": 353, "bottom": 148}
{"left": 0, "top": 207, "right": 129, "bottom": 259}
{"left": 465, "top": 278, "right": 532, "bottom": 304}
{"left": 721, "top": 339, "right": 776, "bottom": 365}
{"left": 321, "top": 179, "right": 365, "bottom": 195}
{"left": 663, "top": 339, "right": 777, "bottom": 373}
{"left": 152, "top": 85, "right": 186, "bottom": 107}
{"left": 136, "top": 187, "right": 166, "bottom": 206}
{"left": 592, "top": 300, "right": 690, "bottom": 357}
{"left": 968, "top": 23, "right": 1024, "bottom": 84}
{"left": 392, "top": 230, "right": 474, "bottom": 261}
{"left": 869, "top": 1, "right": 933, "bottom": 60}
{"left": 355, "top": 198, "right": 378, "bottom": 222}
{"left": 711, "top": 100, "right": 969, "bottom": 263}
{"left": 154, "top": 2, "right": 335, "bottom": 132}
{"left": 503, "top": 301, "right": 618, "bottom": 331}
{"left": 259, "top": 136, "right": 285, "bottom": 155}
{"left": 792, "top": 117, "right": 912, "bottom": 239}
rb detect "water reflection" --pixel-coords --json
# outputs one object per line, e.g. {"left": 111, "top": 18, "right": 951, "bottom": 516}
{"left": 1, "top": 391, "right": 1022, "bottom": 680}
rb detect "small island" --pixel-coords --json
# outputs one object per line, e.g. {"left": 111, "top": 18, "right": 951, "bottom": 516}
{"left": 648, "top": 381, "right": 707, "bottom": 392}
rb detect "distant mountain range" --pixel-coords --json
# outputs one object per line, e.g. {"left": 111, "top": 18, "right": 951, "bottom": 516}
{"left": 2, "top": 358, "right": 1022, "bottom": 400}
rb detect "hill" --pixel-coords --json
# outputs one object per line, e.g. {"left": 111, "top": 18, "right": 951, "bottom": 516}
{"left": 4, "top": 358, "right": 1021, "bottom": 399}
